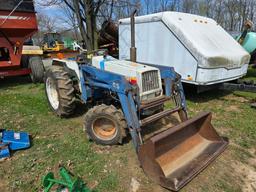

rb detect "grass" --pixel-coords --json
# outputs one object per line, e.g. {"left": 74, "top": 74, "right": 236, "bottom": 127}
{"left": 214, "top": 179, "right": 241, "bottom": 192}
{"left": 235, "top": 67, "right": 256, "bottom": 100}
{"left": 0, "top": 78, "right": 122, "bottom": 192}
{"left": 242, "top": 66, "right": 256, "bottom": 82}
{"left": 0, "top": 76, "right": 255, "bottom": 192}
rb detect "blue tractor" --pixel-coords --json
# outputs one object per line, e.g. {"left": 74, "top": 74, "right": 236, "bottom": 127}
{"left": 44, "top": 54, "right": 227, "bottom": 191}
{"left": 44, "top": 12, "right": 228, "bottom": 191}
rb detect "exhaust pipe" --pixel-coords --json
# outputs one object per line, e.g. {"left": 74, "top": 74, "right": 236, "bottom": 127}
{"left": 130, "top": 10, "right": 137, "bottom": 62}
{"left": 127, "top": 9, "right": 228, "bottom": 192}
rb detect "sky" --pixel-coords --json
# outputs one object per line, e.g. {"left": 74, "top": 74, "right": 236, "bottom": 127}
{"left": 34, "top": 0, "right": 71, "bottom": 30}
{"left": 34, "top": 0, "right": 64, "bottom": 17}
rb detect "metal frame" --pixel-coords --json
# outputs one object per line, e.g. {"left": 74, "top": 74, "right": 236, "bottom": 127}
{"left": 79, "top": 64, "right": 187, "bottom": 152}
{"left": 0, "top": 68, "right": 31, "bottom": 77}
{"left": 0, "top": 3, "right": 38, "bottom": 77}
{"left": 221, "top": 82, "right": 256, "bottom": 93}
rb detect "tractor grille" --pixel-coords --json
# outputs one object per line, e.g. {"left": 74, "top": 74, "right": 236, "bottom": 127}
{"left": 142, "top": 70, "right": 160, "bottom": 92}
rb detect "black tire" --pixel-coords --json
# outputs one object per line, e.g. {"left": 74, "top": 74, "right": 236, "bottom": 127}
{"left": 45, "top": 66, "right": 76, "bottom": 117}
{"left": 84, "top": 104, "right": 127, "bottom": 145}
{"left": 29, "top": 56, "right": 45, "bottom": 83}
{"left": 21, "top": 55, "right": 29, "bottom": 68}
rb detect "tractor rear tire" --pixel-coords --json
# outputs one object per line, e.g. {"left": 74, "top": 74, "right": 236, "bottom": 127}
{"left": 84, "top": 104, "right": 127, "bottom": 145}
{"left": 29, "top": 56, "right": 45, "bottom": 83}
{"left": 45, "top": 66, "right": 76, "bottom": 117}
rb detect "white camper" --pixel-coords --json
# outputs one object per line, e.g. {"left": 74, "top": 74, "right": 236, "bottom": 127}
{"left": 119, "top": 12, "right": 250, "bottom": 85}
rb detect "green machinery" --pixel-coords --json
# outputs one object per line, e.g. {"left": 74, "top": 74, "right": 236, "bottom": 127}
{"left": 237, "top": 20, "right": 256, "bottom": 63}
{"left": 42, "top": 167, "right": 91, "bottom": 192}
{"left": 63, "top": 37, "right": 75, "bottom": 50}
{"left": 238, "top": 32, "right": 256, "bottom": 53}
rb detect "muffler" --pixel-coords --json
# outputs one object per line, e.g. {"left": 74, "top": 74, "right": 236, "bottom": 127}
{"left": 138, "top": 112, "right": 228, "bottom": 191}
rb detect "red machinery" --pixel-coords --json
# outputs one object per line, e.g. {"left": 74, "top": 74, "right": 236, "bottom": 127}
{"left": 0, "top": 0, "right": 44, "bottom": 82}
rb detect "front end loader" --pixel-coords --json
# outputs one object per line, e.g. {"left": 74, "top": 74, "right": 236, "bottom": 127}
{"left": 44, "top": 53, "right": 228, "bottom": 190}
{"left": 44, "top": 9, "right": 227, "bottom": 191}
{"left": 42, "top": 33, "right": 65, "bottom": 53}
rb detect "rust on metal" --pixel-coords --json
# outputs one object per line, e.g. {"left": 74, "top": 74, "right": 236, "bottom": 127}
{"left": 130, "top": 10, "right": 137, "bottom": 62}
{"left": 140, "top": 107, "right": 180, "bottom": 126}
{"left": 138, "top": 112, "right": 228, "bottom": 191}
{"left": 140, "top": 96, "right": 171, "bottom": 110}
{"left": 92, "top": 117, "right": 117, "bottom": 140}
{"left": 98, "top": 20, "right": 118, "bottom": 46}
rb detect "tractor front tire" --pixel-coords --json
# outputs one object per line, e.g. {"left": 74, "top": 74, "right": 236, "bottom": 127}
{"left": 45, "top": 66, "right": 76, "bottom": 117}
{"left": 84, "top": 104, "right": 127, "bottom": 145}
{"left": 29, "top": 56, "right": 45, "bottom": 83}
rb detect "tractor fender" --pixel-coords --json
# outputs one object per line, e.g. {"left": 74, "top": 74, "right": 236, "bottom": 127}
{"left": 52, "top": 59, "right": 81, "bottom": 92}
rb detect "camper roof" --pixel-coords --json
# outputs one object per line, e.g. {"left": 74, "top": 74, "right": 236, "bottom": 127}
{"left": 119, "top": 12, "right": 250, "bottom": 68}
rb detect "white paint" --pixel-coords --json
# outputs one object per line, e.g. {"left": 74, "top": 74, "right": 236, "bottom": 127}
{"left": 0, "top": 15, "right": 30, "bottom": 20}
{"left": 92, "top": 56, "right": 163, "bottom": 99}
{"left": 119, "top": 12, "right": 250, "bottom": 85}
{"left": 46, "top": 77, "right": 59, "bottom": 110}
{"left": 54, "top": 59, "right": 81, "bottom": 91}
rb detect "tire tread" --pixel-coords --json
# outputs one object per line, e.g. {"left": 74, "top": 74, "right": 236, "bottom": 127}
{"left": 84, "top": 104, "right": 127, "bottom": 145}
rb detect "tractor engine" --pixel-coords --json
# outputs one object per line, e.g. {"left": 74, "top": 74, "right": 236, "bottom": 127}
{"left": 91, "top": 56, "right": 163, "bottom": 101}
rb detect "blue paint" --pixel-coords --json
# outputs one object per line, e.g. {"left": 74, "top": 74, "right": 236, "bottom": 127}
{"left": 151, "top": 64, "right": 187, "bottom": 110}
{"left": 79, "top": 64, "right": 141, "bottom": 150}
{"left": 1, "top": 130, "right": 30, "bottom": 150}
{"left": 0, "top": 143, "right": 10, "bottom": 158}
{"left": 0, "top": 130, "right": 30, "bottom": 159}
{"left": 78, "top": 62, "right": 188, "bottom": 152}
{"left": 100, "top": 60, "right": 105, "bottom": 70}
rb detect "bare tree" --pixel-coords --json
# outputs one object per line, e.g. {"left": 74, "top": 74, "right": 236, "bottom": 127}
{"left": 182, "top": 0, "right": 195, "bottom": 13}
{"left": 58, "top": 2, "right": 80, "bottom": 40}
{"left": 159, "top": 0, "right": 170, "bottom": 11}
{"left": 37, "top": 13, "right": 57, "bottom": 32}
{"left": 36, "top": 0, "right": 256, "bottom": 48}
{"left": 32, "top": 13, "right": 57, "bottom": 45}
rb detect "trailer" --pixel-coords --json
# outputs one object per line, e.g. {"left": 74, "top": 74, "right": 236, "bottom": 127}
{"left": 119, "top": 12, "right": 250, "bottom": 86}
{"left": 0, "top": 0, "right": 44, "bottom": 82}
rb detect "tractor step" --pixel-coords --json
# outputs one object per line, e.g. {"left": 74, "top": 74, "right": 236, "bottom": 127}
{"left": 140, "top": 96, "right": 171, "bottom": 110}
{"left": 140, "top": 107, "right": 180, "bottom": 126}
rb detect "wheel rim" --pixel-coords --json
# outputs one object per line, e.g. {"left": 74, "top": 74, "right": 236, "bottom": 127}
{"left": 46, "top": 77, "right": 59, "bottom": 110}
{"left": 92, "top": 116, "right": 118, "bottom": 141}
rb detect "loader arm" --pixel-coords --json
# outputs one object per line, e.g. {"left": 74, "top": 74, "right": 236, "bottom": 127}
{"left": 79, "top": 64, "right": 228, "bottom": 191}
{"left": 79, "top": 64, "right": 142, "bottom": 150}
{"left": 154, "top": 65, "right": 188, "bottom": 121}
{"left": 79, "top": 64, "right": 187, "bottom": 151}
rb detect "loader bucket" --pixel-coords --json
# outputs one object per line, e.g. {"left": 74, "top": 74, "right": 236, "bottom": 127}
{"left": 138, "top": 112, "right": 228, "bottom": 191}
